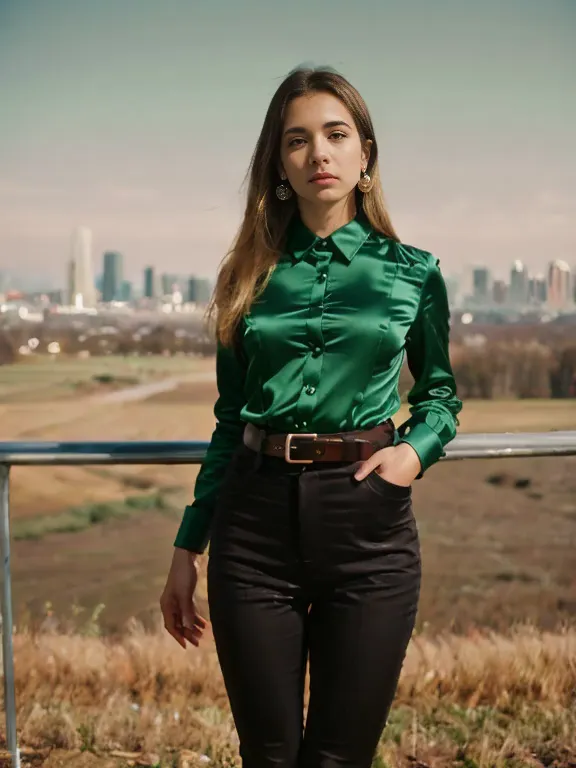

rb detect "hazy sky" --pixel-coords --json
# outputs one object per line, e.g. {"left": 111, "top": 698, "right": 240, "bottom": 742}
{"left": 0, "top": 0, "right": 574, "bottom": 291}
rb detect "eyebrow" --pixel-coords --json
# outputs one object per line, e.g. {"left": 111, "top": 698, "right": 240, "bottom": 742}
{"left": 283, "top": 120, "right": 352, "bottom": 136}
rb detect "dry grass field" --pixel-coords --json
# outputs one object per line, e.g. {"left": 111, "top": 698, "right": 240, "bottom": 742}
{"left": 0, "top": 356, "right": 575, "bottom": 766}
{"left": 0, "top": 356, "right": 203, "bottom": 403}
{"left": 5, "top": 621, "right": 576, "bottom": 768}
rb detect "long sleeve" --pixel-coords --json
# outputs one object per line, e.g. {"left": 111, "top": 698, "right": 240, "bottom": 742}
{"left": 173, "top": 332, "right": 247, "bottom": 553}
{"left": 397, "top": 254, "right": 462, "bottom": 476}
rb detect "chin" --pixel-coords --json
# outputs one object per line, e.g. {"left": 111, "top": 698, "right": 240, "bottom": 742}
{"left": 303, "top": 187, "right": 348, "bottom": 205}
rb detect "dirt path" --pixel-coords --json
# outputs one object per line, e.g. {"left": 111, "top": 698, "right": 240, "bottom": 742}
{"left": 90, "top": 370, "right": 215, "bottom": 405}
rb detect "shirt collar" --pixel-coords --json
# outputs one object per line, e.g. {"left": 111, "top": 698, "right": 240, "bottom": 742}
{"left": 286, "top": 212, "right": 373, "bottom": 263}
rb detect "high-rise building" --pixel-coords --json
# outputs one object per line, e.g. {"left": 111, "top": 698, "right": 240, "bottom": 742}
{"left": 472, "top": 268, "right": 491, "bottom": 304}
{"left": 509, "top": 260, "right": 529, "bottom": 306}
{"left": 528, "top": 274, "right": 547, "bottom": 305}
{"left": 102, "top": 251, "right": 124, "bottom": 302}
{"left": 547, "top": 260, "right": 572, "bottom": 309}
{"left": 143, "top": 267, "right": 157, "bottom": 299}
{"left": 161, "top": 273, "right": 178, "bottom": 296}
{"left": 120, "top": 280, "right": 133, "bottom": 302}
{"left": 67, "top": 260, "right": 76, "bottom": 304}
{"left": 67, "top": 226, "right": 95, "bottom": 308}
{"left": 196, "top": 278, "right": 212, "bottom": 304}
{"left": 187, "top": 276, "right": 211, "bottom": 304}
{"left": 187, "top": 277, "right": 199, "bottom": 303}
{"left": 492, "top": 280, "right": 507, "bottom": 304}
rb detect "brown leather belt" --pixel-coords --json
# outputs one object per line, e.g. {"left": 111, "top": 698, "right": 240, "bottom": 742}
{"left": 243, "top": 420, "right": 395, "bottom": 464}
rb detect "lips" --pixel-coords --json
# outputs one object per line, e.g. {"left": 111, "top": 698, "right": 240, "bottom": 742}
{"left": 309, "top": 172, "right": 337, "bottom": 182}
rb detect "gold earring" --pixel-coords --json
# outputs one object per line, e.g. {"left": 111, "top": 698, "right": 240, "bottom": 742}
{"left": 276, "top": 172, "right": 293, "bottom": 201}
{"left": 358, "top": 169, "right": 371, "bottom": 193}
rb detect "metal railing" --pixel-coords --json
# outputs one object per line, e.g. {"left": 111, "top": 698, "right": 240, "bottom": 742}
{"left": 1, "top": 430, "right": 576, "bottom": 767}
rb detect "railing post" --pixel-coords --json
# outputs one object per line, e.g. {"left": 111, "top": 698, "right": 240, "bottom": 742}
{"left": 0, "top": 465, "right": 20, "bottom": 768}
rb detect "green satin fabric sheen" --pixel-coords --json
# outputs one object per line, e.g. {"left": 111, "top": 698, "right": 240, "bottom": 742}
{"left": 174, "top": 214, "right": 463, "bottom": 552}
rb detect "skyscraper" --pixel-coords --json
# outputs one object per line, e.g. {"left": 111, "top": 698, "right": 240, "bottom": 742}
{"left": 67, "top": 226, "right": 96, "bottom": 308}
{"left": 547, "top": 260, "right": 572, "bottom": 309}
{"left": 161, "top": 273, "right": 178, "bottom": 296}
{"left": 492, "top": 280, "right": 507, "bottom": 304}
{"left": 528, "top": 274, "right": 547, "bottom": 305}
{"left": 472, "top": 268, "right": 491, "bottom": 304}
{"left": 509, "top": 260, "right": 529, "bottom": 306}
{"left": 187, "top": 277, "right": 199, "bottom": 303}
{"left": 102, "top": 251, "right": 124, "bottom": 302}
{"left": 120, "top": 280, "right": 133, "bottom": 302}
{"left": 144, "top": 266, "right": 158, "bottom": 299}
{"left": 187, "top": 276, "right": 212, "bottom": 304}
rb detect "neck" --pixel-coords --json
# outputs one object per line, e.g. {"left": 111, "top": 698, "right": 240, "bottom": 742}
{"left": 298, "top": 193, "right": 357, "bottom": 238}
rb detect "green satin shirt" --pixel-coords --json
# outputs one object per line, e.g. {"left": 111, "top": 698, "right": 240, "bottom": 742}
{"left": 174, "top": 213, "right": 462, "bottom": 553}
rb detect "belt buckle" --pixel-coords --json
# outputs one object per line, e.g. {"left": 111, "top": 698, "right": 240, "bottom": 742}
{"left": 285, "top": 433, "right": 318, "bottom": 464}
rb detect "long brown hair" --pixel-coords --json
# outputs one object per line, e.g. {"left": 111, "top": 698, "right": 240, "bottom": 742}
{"left": 206, "top": 66, "right": 400, "bottom": 348}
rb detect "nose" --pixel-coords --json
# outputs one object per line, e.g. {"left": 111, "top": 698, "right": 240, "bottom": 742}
{"left": 308, "top": 136, "right": 330, "bottom": 166}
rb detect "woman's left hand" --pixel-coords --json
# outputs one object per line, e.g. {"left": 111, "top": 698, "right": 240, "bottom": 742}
{"left": 353, "top": 443, "right": 422, "bottom": 487}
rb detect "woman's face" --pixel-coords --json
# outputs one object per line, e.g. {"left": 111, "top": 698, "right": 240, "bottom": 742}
{"left": 279, "top": 91, "right": 370, "bottom": 207}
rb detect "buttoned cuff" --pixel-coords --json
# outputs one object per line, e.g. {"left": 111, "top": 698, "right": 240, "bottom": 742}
{"left": 398, "top": 411, "right": 446, "bottom": 476}
{"left": 173, "top": 504, "right": 212, "bottom": 554}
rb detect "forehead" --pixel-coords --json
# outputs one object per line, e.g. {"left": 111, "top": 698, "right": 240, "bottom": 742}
{"left": 283, "top": 91, "right": 356, "bottom": 129}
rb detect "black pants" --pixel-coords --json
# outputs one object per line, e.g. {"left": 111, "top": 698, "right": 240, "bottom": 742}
{"left": 207, "top": 440, "right": 421, "bottom": 768}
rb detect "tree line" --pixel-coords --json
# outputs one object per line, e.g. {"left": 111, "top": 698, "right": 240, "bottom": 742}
{"left": 1, "top": 324, "right": 575, "bottom": 399}
{"left": 398, "top": 339, "right": 576, "bottom": 399}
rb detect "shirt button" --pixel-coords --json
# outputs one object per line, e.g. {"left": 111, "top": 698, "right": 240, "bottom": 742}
{"left": 305, "top": 385, "right": 316, "bottom": 395}
{"left": 321, "top": 240, "right": 327, "bottom": 246}
{"left": 301, "top": 421, "right": 308, "bottom": 428}
{"left": 312, "top": 346, "right": 322, "bottom": 357}
{"left": 318, "top": 272, "right": 327, "bottom": 282}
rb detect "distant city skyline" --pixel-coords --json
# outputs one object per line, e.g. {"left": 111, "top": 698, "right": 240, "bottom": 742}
{"left": 468, "top": 259, "right": 574, "bottom": 310}
{"left": 0, "top": 0, "right": 574, "bottom": 288}
{"left": 2, "top": 221, "right": 573, "bottom": 316}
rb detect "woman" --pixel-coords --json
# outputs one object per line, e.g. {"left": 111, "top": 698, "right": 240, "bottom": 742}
{"left": 161, "top": 67, "right": 462, "bottom": 768}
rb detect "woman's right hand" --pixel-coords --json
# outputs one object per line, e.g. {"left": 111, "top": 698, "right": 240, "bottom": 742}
{"left": 160, "top": 547, "right": 207, "bottom": 649}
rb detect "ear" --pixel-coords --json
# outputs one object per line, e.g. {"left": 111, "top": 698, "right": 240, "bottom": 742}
{"left": 361, "top": 139, "right": 373, "bottom": 171}
{"left": 277, "top": 164, "right": 287, "bottom": 181}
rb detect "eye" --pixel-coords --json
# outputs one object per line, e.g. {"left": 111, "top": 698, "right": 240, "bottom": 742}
{"left": 288, "top": 137, "right": 305, "bottom": 147}
{"left": 330, "top": 131, "right": 347, "bottom": 141}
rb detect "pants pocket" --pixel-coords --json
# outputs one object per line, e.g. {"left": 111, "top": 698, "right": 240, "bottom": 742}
{"left": 364, "top": 468, "right": 412, "bottom": 499}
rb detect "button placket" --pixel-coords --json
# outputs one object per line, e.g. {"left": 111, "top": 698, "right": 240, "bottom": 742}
{"left": 292, "top": 249, "right": 330, "bottom": 429}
